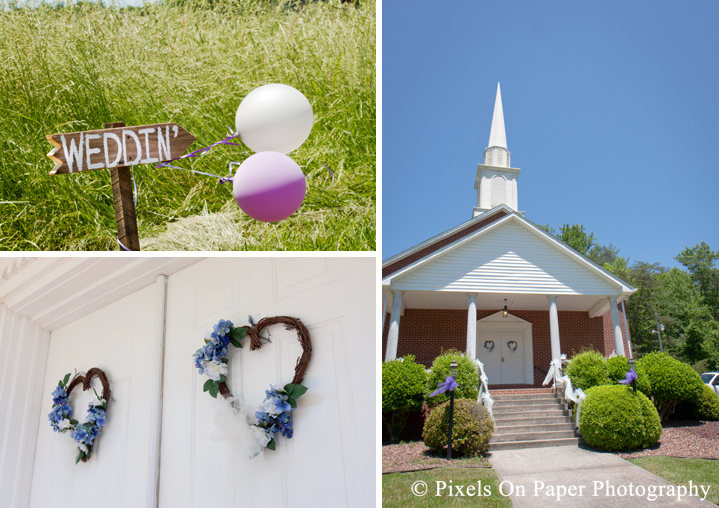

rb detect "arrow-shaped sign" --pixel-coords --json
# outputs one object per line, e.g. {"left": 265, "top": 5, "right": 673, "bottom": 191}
{"left": 46, "top": 122, "right": 196, "bottom": 175}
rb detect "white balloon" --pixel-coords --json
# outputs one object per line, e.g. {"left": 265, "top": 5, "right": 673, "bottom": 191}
{"left": 235, "top": 84, "right": 313, "bottom": 154}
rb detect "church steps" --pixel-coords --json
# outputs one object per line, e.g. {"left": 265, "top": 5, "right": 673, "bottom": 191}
{"left": 489, "top": 390, "right": 580, "bottom": 451}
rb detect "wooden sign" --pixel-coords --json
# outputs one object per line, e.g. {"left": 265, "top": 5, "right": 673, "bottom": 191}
{"left": 46, "top": 123, "right": 196, "bottom": 175}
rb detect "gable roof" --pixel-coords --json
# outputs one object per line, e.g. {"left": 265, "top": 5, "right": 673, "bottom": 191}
{"left": 383, "top": 211, "right": 635, "bottom": 299}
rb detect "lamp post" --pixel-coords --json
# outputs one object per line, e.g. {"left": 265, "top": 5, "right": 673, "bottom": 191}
{"left": 447, "top": 361, "right": 458, "bottom": 459}
{"left": 651, "top": 312, "right": 664, "bottom": 353}
{"left": 627, "top": 359, "right": 637, "bottom": 393}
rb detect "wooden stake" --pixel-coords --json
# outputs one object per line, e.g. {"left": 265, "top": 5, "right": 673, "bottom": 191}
{"left": 106, "top": 122, "right": 140, "bottom": 251}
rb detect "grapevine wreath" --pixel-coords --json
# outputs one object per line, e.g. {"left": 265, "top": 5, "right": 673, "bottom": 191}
{"left": 193, "top": 316, "right": 312, "bottom": 452}
{"left": 48, "top": 368, "right": 111, "bottom": 464}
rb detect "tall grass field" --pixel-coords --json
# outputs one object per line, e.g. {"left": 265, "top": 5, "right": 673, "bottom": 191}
{"left": 0, "top": 0, "right": 375, "bottom": 250}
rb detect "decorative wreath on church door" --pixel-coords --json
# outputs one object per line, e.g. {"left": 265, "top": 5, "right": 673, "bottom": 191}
{"left": 193, "top": 316, "right": 312, "bottom": 454}
{"left": 48, "top": 368, "right": 111, "bottom": 464}
{"left": 507, "top": 340, "right": 518, "bottom": 352}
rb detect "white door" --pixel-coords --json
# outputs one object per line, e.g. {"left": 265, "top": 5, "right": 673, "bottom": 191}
{"left": 29, "top": 284, "right": 159, "bottom": 508}
{"left": 477, "top": 330, "right": 525, "bottom": 384}
{"left": 158, "top": 257, "right": 375, "bottom": 508}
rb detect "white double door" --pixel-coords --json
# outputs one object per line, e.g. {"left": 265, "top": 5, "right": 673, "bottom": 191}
{"left": 28, "top": 258, "right": 375, "bottom": 508}
{"left": 477, "top": 329, "right": 527, "bottom": 385}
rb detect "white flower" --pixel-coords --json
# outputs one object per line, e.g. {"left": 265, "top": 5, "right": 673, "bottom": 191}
{"left": 202, "top": 360, "right": 228, "bottom": 382}
{"left": 261, "top": 398, "right": 283, "bottom": 417}
{"left": 78, "top": 443, "right": 88, "bottom": 453}
{"left": 89, "top": 398, "right": 105, "bottom": 407}
{"left": 251, "top": 426, "right": 272, "bottom": 448}
{"left": 58, "top": 418, "right": 73, "bottom": 430}
{"left": 204, "top": 330, "right": 213, "bottom": 342}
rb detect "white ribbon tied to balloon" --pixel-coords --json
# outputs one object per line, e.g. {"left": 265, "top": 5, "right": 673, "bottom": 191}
{"left": 232, "top": 84, "right": 314, "bottom": 222}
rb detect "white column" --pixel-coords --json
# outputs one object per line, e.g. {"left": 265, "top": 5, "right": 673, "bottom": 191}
{"left": 385, "top": 290, "right": 403, "bottom": 362}
{"left": 609, "top": 297, "right": 626, "bottom": 357}
{"left": 466, "top": 293, "right": 478, "bottom": 360}
{"left": 548, "top": 296, "right": 561, "bottom": 361}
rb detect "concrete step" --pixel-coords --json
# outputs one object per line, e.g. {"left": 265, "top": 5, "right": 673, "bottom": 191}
{"left": 492, "top": 393, "right": 557, "bottom": 400}
{"left": 493, "top": 398, "right": 564, "bottom": 408}
{"left": 493, "top": 402, "right": 566, "bottom": 413}
{"left": 494, "top": 423, "right": 575, "bottom": 435}
{"left": 489, "top": 437, "right": 581, "bottom": 451}
{"left": 490, "top": 429, "right": 577, "bottom": 443}
{"left": 492, "top": 415, "right": 571, "bottom": 426}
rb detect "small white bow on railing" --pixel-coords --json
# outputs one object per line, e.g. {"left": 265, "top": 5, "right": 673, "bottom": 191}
{"left": 559, "top": 375, "right": 586, "bottom": 430}
{"left": 542, "top": 354, "right": 567, "bottom": 387}
{"left": 474, "top": 359, "right": 494, "bottom": 422}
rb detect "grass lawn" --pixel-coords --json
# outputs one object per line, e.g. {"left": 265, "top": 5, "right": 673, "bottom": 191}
{"left": 383, "top": 466, "right": 514, "bottom": 508}
{"left": 628, "top": 456, "right": 719, "bottom": 505}
{"left": 0, "top": 0, "right": 374, "bottom": 250}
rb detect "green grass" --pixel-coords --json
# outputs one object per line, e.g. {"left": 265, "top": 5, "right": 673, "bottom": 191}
{"left": 0, "top": 0, "right": 374, "bottom": 250}
{"left": 383, "top": 467, "right": 514, "bottom": 508}
{"left": 629, "top": 457, "right": 719, "bottom": 505}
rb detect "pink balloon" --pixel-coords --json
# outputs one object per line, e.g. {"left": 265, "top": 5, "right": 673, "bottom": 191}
{"left": 233, "top": 152, "right": 306, "bottom": 222}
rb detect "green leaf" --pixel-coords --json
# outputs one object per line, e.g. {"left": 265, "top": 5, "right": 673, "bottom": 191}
{"left": 203, "top": 379, "right": 214, "bottom": 393}
{"left": 204, "top": 339, "right": 210, "bottom": 344}
{"left": 62, "top": 373, "right": 71, "bottom": 387}
{"left": 287, "top": 398, "right": 297, "bottom": 409}
{"left": 219, "top": 374, "right": 227, "bottom": 383}
{"left": 75, "top": 450, "right": 84, "bottom": 464}
{"left": 221, "top": 358, "right": 229, "bottom": 364}
{"left": 291, "top": 384, "right": 308, "bottom": 399}
{"left": 234, "top": 327, "right": 248, "bottom": 340}
{"left": 230, "top": 336, "right": 242, "bottom": 348}
{"left": 70, "top": 419, "right": 78, "bottom": 425}
{"left": 284, "top": 383, "right": 296, "bottom": 396}
{"left": 266, "top": 438, "right": 276, "bottom": 451}
{"left": 209, "top": 382, "right": 219, "bottom": 399}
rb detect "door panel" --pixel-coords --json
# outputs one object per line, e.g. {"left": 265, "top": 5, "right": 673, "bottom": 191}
{"left": 500, "top": 331, "right": 524, "bottom": 384}
{"left": 29, "top": 285, "right": 158, "bottom": 508}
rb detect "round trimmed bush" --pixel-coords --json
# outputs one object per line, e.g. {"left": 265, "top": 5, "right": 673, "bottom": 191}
{"left": 564, "top": 349, "right": 608, "bottom": 391}
{"left": 422, "top": 399, "right": 494, "bottom": 456}
{"left": 637, "top": 352, "right": 705, "bottom": 420}
{"left": 695, "top": 385, "right": 719, "bottom": 421}
{"left": 579, "top": 385, "right": 661, "bottom": 451}
{"left": 382, "top": 355, "right": 427, "bottom": 442}
{"left": 425, "top": 350, "right": 478, "bottom": 406}
{"left": 605, "top": 355, "right": 651, "bottom": 395}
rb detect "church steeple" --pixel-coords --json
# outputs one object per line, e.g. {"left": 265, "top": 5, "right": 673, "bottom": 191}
{"left": 483, "top": 83, "right": 510, "bottom": 168}
{"left": 473, "top": 83, "right": 522, "bottom": 218}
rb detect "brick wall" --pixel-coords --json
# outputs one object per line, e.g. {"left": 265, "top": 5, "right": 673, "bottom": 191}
{"left": 382, "top": 304, "right": 632, "bottom": 386}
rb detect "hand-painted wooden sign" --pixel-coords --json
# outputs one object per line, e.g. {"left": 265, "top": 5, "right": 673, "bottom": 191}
{"left": 46, "top": 123, "right": 196, "bottom": 175}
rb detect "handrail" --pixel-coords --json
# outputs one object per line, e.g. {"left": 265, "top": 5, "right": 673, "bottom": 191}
{"left": 474, "top": 359, "right": 494, "bottom": 422}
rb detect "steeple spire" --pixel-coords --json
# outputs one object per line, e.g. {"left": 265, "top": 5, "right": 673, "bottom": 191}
{"left": 473, "top": 83, "right": 521, "bottom": 218}
{"left": 483, "top": 83, "right": 510, "bottom": 168}
{"left": 488, "top": 83, "right": 507, "bottom": 149}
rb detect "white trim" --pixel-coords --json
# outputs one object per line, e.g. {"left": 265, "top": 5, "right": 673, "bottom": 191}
{"left": 147, "top": 275, "right": 167, "bottom": 508}
{"left": 384, "top": 213, "right": 635, "bottom": 297}
{"left": 382, "top": 205, "right": 514, "bottom": 266}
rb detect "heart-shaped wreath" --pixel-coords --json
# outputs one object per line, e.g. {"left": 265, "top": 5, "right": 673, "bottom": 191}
{"left": 193, "top": 316, "right": 312, "bottom": 452}
{"left": 48, "top": 368, "right": 111, "bottom": 464}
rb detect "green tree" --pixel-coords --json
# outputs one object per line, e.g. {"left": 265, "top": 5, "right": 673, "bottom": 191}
{"left": 558, "top": 224, "right": 596, "bottom": 255}
{"left": 675, "top": 242, "right": 719, "bottom": 320}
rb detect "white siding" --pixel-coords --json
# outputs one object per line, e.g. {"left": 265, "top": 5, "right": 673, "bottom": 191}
{"left": 394, "top": 220, "right": 619, "bottom": 295}
{"left": 0, "top": 306, "right": 51, "bottom": 508}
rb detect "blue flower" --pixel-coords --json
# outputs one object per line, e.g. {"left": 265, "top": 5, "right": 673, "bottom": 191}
{"left": 52, "top": 386, "right": 68, "bottom": 405}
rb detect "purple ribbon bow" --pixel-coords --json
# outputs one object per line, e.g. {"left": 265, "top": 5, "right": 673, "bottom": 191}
{"left": 429, "top": 376, "right": 459, "bottom": 397}
{"left": 618, "top": 369, "right": 637, "bottom": 384}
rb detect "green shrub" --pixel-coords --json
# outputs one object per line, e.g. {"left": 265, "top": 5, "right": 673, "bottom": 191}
{"left": 564, "top": 349, "right": 608, "bottom": 391}
{"left": 605, "top": 356, "right": 651, "bottom": 395}
{"left": 425, "top": 350, "right": 478, "bottom": 406}
{"left": 638, "top": 352, "right": 705, "bottom": 420}
{"left": 422, "top": 399, "right": 494, "bottom": 456}
{"left": 579, "top": 385, "right": 661, "bottom": 451}
{"left": 382, "top": 356, "right": 427, "bottom": 442}
{"left": 675, "top": 384, "right": 719, "bottom": 421}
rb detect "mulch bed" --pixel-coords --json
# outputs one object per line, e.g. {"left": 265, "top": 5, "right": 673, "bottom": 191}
{"left": 615, "top": 420, "right": 719, "bottom": 460}
{"left": 383, "top": 420, "right": 719, "bottom": 473}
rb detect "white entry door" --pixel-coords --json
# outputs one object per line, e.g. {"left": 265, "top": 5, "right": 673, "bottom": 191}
{"left": 29, "top": 284, "right": 159, "bottom": 508}
{"left": 158, "top": 257, "right": 375, "bottom": 508}
{"left": 478, "top": 330, "right": 525, "bottom": 384}
{"left": 476, "top": 312, "right": 533, "bottom": 385}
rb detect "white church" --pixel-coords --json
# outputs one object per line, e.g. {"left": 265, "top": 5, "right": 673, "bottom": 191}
{"left": 382, "top": 84, "right": 636, "bottom": 389}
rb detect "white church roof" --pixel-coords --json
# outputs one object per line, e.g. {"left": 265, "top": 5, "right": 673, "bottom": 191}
{"left": 488, "top": 83, "right": 507, "bottom": 149}
{"left": 383, "top": 211, "right": 635, "bottom": 300}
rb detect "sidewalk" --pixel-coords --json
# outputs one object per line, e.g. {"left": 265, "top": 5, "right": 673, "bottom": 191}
{"left": 489, "top": 445, "right": 716, "bottom": 507}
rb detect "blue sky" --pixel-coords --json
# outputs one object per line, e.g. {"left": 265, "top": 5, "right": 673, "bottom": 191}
{"left": 381, "top": 1, "right": 719, "bottom": 270}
